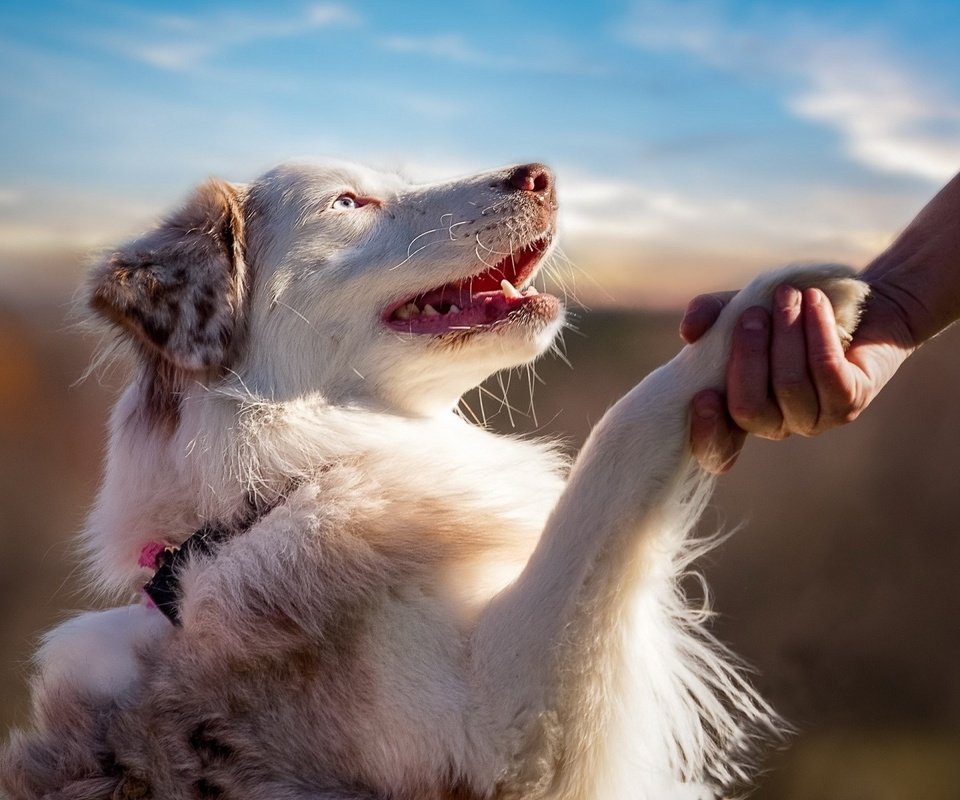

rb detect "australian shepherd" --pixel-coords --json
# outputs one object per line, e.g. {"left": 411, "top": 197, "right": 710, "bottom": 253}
{"left": 1, "top": 161, "right": 867, "bottom": 800}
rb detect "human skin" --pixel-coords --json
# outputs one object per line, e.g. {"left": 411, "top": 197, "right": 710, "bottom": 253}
{"left": 681, "top": 171, "right": 960, "bottom": 473}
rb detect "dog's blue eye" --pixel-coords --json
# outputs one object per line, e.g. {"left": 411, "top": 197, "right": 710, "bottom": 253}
{"left": 333, "top": 195, "right": 358, "bottom": 210}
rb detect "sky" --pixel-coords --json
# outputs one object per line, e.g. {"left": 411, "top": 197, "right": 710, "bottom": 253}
{"left": 2, "top": 0, "right": 960, "bottom": 306}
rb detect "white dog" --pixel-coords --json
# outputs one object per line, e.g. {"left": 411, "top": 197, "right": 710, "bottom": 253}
{"left": 1, "top": 161, "right": 868, "bottom": 800}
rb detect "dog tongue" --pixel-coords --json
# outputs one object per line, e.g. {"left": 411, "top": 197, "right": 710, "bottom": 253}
{"left": 414, "top": 291, "right": 526, "bottom": 331}
{"left": 385, "top": 236, "right": 550, "bottom": 331}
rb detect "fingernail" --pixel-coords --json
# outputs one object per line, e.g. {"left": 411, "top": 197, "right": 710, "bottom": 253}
{"left": 807, "top": 288, "right": 824, "bottom": 306}
{"left": 776, "top": 285, "right": 800, "bottom": 309}
{"left": 741, "top": 308, "right": 766, "bottom": 331}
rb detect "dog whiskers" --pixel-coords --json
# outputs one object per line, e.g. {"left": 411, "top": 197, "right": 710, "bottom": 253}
{"left": 476, "top": 383, "right": 524, "bottom": 427}
{"left": 476, "top": 383, "right": 487, "bottom": 426}
{"left": 448, "top": 220, "right": 469, "bottom": 240}
{"left": 406, "top": 224, "right": 445, "bottom": 258}
{"left": 524, "top": 363, "right": 539, "bottom": 428}
{"left": 273, "top": 300, "right": 320, "bottom": 335}
{"left": 455, "top": 396, "right": 484, "bottom": 428}
{"left": 390, "top": 217, "right": 458, "bottom": 271}
{"left": 496, "top": 372, "right": 515, "bottom": 428}
{"left": 473, "top": 240, "right": 501, "bottom": 270}
{"left": 474, "top": 233, "right": 512, "bottom": 258}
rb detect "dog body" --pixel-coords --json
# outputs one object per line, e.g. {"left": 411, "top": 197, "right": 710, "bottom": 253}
{"left": 2, "top": 162, "right": 867, "bottom": 800}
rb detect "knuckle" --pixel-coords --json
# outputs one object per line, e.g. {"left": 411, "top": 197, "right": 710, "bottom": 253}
{"left": 731, "top": 410, "right": 781, "bottom": 436}
{"left": 773, "top": 374, "right": 810, "bottom": 397}
{"left": 757, "top": 428, "right": 790, "bottom": 441}
{"left": 820, "top": 401, "right": 862, "bottom": 427}
{"left": 810, "top": 349, "right": 843, "bottom": 368}
{"left": 825, "top": 385, "right": 860, "bottom": 414}
{"left": 727, "top": 397, "right": 760, "bottom": 422}
{"left": 840, "top": 405, "right": 863, "bottom": 425}
{"left": 810, "top": 355, "right": 845, "bottom": 380}
{"left": 838, "top": 386, "right": 859, "bottom": 409}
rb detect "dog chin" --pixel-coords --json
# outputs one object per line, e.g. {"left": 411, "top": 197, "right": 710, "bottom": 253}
{"left": 376, "top": 304, "right": 564, "bottom": 414}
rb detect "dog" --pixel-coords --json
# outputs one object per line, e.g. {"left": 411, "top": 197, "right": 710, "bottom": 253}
{"left": 1, "top": 161, "right": 868, "bottom": 799}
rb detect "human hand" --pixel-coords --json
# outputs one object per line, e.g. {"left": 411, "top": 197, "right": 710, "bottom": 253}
{"left": 682, "top": 281, "right": 916, "bottom": 473}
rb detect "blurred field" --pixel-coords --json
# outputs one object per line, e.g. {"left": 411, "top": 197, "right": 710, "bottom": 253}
{"left": 1, "top": 289, "right": 959, "bottom": 798}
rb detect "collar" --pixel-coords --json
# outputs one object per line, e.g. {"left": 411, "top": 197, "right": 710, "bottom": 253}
{"left": 140, "top": 491, "right": 291, "bottom": 626}
{"left": 141, "top": 524, "right": 232, "bottom": 626}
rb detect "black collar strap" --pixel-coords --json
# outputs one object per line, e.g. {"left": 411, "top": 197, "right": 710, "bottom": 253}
{"left": 142, "top": 490, "right": 292, "bottom": 626}
{"left": 142, "top": 524, "right": 232, "bottom": 626}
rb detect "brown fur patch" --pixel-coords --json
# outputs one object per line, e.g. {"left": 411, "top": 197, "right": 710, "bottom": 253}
{"left": 88, "top": 179, "right": 248, "bottom": 428}
{"left": 89, "top": 180, "right": 246, "bottom": 371}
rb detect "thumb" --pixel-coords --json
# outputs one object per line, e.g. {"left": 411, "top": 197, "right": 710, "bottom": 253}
{"left": 680, "top": 291, "right": 738, "bottom": 343}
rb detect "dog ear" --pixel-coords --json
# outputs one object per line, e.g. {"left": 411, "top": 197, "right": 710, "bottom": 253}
{"left": 89, "top": 179, "right": 247, "bottom": 372}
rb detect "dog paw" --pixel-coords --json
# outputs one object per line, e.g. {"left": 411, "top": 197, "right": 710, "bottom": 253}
{"left": 36, "top": 604, "right": 169, "bottom": 702}
{"left": 730, "top": 263, "right": 870, "bottom": 346}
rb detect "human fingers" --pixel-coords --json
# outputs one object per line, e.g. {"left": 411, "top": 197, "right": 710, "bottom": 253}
{"left": 680, "top": 291, "right": 738, "bottom": 343}
{"left": 689, "top": 390, "right": 747, "bottom": 474}
{"left": 802, "top": 288, "right": 865, "bottom": 427}
{"left": 770, "top": 285, "right": 820, "bottom": 435}
{"left": 726, "top": 307, "right": 787, "bottom": 438}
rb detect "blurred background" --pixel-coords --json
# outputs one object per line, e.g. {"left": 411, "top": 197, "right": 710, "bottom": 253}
{"left": 2, "top": 2, "right": 959, "bottom": 798}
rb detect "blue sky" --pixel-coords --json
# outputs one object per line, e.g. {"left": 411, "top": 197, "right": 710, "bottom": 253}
{"left": 2, "top": 0, "right": 959, "bottom": 305}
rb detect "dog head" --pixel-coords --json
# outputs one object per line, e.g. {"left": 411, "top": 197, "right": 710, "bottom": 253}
{"left": 89, "top": 161, "right": 563, "bottom": 417}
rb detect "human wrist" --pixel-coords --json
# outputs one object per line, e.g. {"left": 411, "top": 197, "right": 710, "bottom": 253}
{"left": 862, "top": 239, "right": 960, "bottom": 348}
{"left": 863, "top": 271, "right": 941, "bottom": 350}
{"left": 861, "top": 173, "right": 960, "bottom": 344}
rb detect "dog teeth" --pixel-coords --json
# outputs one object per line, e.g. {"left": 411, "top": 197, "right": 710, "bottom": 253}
{"left": 395, "top": 303, "right": 421, "bottom": 321}
{"left": 501, "top": 279, "right": 522, "bottom": 299}
{"left": 449, "top": 304, "right": 460, "bottom": 314}
{"left": 423, "top": 304, "right": 439, "bottom": 316}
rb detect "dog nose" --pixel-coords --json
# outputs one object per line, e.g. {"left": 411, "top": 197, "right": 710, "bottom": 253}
{"left": 507, "top": 163, "right": 553, "bottom": 194}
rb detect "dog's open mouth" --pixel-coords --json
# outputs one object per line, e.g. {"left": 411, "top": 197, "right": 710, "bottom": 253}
{"left": 384, "top": 235, "right": 556, "bottom": 333}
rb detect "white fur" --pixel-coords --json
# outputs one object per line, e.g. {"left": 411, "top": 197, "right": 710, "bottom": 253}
{"left": 36, "top": 604, "right": 170, "bottom": 703}
{"left": 36, "top": 161, "right": 868, "bottom": 799}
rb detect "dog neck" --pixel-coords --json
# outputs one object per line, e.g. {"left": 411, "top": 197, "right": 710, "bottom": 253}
{"left": 140, "top": 485, "right": 296, "bottom": 625}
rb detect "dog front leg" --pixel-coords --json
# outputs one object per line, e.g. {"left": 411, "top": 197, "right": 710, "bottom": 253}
{"left": 467, "top": 265, "right": 869, "bottom": 798}
{"left": 467, "top": 351, "right": 725, "bottom": 798}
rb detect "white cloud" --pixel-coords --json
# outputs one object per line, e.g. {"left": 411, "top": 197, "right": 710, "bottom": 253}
{"left": 0, "top": 185, "right": 160, "bottom": 254}
{"left": 134, "top": 42, "right": 214, "bottom": 71}
{"left": 92, "top": 4, "right": 362, "bottom": 71}
{"left": 308, "top": 4, "right": 362, "bottom": 27}
{"left": 790, "top": 44, "right": 960, "bottom": 182}
{"left": 620, "top": 1, "right": 960, "bottom": 183}
{"left": 379, "top": 31, "right": 610, "bottom": 77}
{"left": 620, "top": 0, "right": 740, "bottom": 64}
{"left": 554, "top": 165, "right": 918, "bottom": 293}
{"left": 558, "top": 174, "right": 704, "bottom": 240}
{"left": 385, "top": 90, "right": 467, "bottom": 119}
{"left": 381, "top": 34, "right": 494, "bottom": 66}
{"left": 556, "top": 175, "right": 914, "bottom": 307}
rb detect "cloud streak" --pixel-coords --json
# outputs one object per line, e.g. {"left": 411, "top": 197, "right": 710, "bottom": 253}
{"left": 379, "top": 31, "right": 610, "bottom": 77}
{"left": 90, "top": 3, "right": 362, "bottom": 71}
{"left": 380, "top": 34, "right": 496, "bottom": 66}
{"left": 790, "top": 43, "right": 960, "bottom": 182}
{"left": 620, "top": 1, "right": 960, "bottom": 182}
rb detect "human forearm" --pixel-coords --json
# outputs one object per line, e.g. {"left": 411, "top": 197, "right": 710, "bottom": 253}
{"left": 863, "top": 171, "right": 960, "bottom": 346}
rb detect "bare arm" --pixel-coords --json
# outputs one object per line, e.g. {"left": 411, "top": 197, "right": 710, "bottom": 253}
{"left": 684, "top": 171, "right": 960, "bottom": 472}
